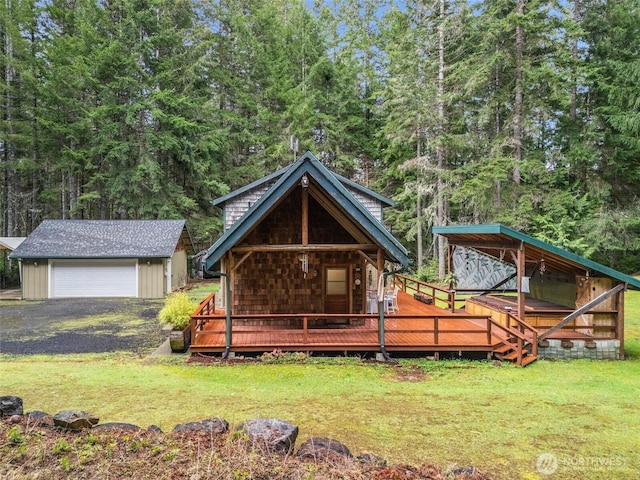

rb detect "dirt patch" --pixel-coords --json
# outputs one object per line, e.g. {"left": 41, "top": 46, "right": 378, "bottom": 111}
{"left": 389, "top": 364, "right": 428, "bottom": 382}
{"left": 0, "top": 298, "right": 166, "bottom": 355}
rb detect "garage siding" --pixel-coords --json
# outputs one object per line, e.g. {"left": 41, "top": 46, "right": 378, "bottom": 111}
{"left": 139, "top": 258, "right": 165, "bottom": 298}
{"left": 171, "top": 250, "right": 188, "bottom": 291}
{"left": 22, "top": 260, "right": 48, "bottom": 300}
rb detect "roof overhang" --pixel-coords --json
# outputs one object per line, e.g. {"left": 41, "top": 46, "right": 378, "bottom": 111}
{"left": 204, "top": 152, "right": 408, "bottom": 270}
{"left": 433, "top": 224, "right": 640, "bottom": 290}
{"left": 0, "top": 237, "right": 26, "bottom": 251}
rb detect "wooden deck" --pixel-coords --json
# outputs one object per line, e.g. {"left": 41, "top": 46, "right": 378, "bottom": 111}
{"left": 191, "top": 291, "right": 512, "bottom": 355}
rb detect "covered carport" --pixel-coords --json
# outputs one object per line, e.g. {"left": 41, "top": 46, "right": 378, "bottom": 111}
{"left": 433, "top": 224, "right": 640, "bottom": 359}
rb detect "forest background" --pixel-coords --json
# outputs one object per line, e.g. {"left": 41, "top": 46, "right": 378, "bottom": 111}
{"left": 1, "top": 0, "right": 639, "bottom": 279}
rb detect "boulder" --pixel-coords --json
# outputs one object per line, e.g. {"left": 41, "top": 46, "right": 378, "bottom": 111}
{"left": 297, "top": 437, "right": 352, "bottom": 463}
{"left": 236, "top": 418, "right": 298, "bottom": 454}
{"left": 450, "top": 466, "right": 482, "bottom": 478}
{"left": 147, "top": 425, "right": 163, "bottom": 434}
{"left": 93, "top": 422, "right": 140, "bottom": 432}
{"left": 26, "top": 411, "right": 54, "bottom": 427}
{"left": 0, "top": 396, "right": 23, "bottom": 416}
{"left": 357, "top": 452, "right": 387, "bottom": 467}
{"left": 53, "top": 410, "right": 99, "bottom": 430}
{"left": 173, "top": 418, "right": 229, "bottom": 434}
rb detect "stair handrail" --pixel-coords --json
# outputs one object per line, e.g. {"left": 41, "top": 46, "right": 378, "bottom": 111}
{"left": 487, "top": 314, "right": 539, "bottom": 365}
{"left": 505, "top": 312, "right": 538, "bottom": 358}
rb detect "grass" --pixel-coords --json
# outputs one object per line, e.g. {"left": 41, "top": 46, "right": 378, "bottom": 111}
{"left": 1, "top": 286, "right": 639, "bottom": 479}
{"left": 185, "top": 279, "right": 219, "bottom": 303}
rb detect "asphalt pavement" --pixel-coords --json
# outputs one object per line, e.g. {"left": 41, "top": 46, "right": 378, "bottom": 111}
{"left": 0, "top": 297, "right": 167, "bottom": 355}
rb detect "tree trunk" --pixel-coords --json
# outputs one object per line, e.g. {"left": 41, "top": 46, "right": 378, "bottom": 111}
{"left": 437, "top": 0, "right": 446, "bottom": 279}
{"left": 513, "top": 0, "right": 524, "bottom": 185}
{"left": 4, "top": 0, "right": 16, "bottom": 235}
{"left": 494, "top": 44, "right": 502, "bottom": 210}
{"left": 416, "top": 126, "right": 423, "bottom": 269}
{"left": 570, "top": 0, "right": 580, "bottom": 121}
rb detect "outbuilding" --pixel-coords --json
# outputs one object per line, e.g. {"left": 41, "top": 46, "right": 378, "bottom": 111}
{"left": 10, "top": 220, "right": 194, "bottom": 299}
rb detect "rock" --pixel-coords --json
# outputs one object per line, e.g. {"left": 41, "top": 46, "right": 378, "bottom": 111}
{"left": 147, "top": 425, "right": 163, "bottom": 434}
{"left": 357, "top": 452, "right": 387, "bottom": 467}
{"left": 236, "top": 418, "right": 298, "bottom": 454}
{"left": 173, "top": 418, "right": 229, "bottom": 434}
{"left": 93, "top": 422, "right": 140, "bottom": 432}
{"left": 450, "top": 466, "right": 482, "bottom": 478}
{"left": 0, "top": 396, "right": 23, "bottom": 416}
{"left": 53, "top": 410, "right": 99, "bottom": 430}
{"left": 9, "top": 414, "right": 22, "bottom": 424}
{"left": 297, "top": 437, "right": 352, "bottom": 462}
{"left": 26, "top": 411, "right": 54, "bottom": 427}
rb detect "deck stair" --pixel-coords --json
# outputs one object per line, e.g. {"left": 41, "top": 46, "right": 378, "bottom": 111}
{"left": 488, "top": 311, "right": 539, "bottom": 367}
{"left": 492, "top": 339, "right": 537, "bottom": 366}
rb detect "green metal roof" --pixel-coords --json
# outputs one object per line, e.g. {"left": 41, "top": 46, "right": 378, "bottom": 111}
{"left": 433, "top": 223, "right": 640, "bottom": 290}
{"left": 204, "top": 151, "right": 408, "bottom": 270}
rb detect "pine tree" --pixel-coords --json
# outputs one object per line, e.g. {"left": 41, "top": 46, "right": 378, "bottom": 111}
{"left": 0, "top": 0, "right": 40, "bottom": 235}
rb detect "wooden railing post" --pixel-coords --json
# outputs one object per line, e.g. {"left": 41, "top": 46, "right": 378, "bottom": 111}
{"left": 434, "top": 317, "right": 439, "bottom": 344}
{"left": 531, "top": 330, "right": 538, "bottom": 357}
{"left": 487, "top": 318, "right": 492, "bottom": 344}
{"left": 303, "top": 316, "right": 308, "bottom": 344}
{"left": 517, "top": 338, "right": 523, "bottom": 365}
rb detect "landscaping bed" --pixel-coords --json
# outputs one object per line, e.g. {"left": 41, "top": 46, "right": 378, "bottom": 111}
{"left": 0, "top": 418, "right": 489, "bottom": 480}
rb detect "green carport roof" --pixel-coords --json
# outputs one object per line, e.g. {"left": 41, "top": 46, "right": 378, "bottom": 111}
{"left": 433, "top": 223, "right": 640, "bottom": 290}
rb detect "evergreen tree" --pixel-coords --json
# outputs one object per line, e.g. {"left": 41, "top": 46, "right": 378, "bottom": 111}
{"left": 0, "top": 0, "right": 39, "bottom": 235}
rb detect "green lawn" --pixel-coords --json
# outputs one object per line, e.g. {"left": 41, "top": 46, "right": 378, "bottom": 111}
{"left": 1, "top": 288, "right": 639, "bottom": 479}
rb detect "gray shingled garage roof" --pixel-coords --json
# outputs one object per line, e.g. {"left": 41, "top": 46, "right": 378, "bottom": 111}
{"left": 10, "top": 220, "right": 193, "bottom": 259}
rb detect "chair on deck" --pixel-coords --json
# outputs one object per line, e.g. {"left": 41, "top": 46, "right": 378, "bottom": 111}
{"left": 384, "top": 287, "right": 399, "bottom": 314}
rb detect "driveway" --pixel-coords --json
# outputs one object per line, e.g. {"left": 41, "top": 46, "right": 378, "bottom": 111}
{"left": 0, "top": 298, "right": 167, "bottom": 355}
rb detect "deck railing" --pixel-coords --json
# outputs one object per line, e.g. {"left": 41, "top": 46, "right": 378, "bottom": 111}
{"left": 393, "top": 274, "right": 460, "bottom": 312}
{"left": 190, "top": 311, "right": 501, "bottom": 351}
{"left": 191, "top": 292, "right": 216, "bottom": 338}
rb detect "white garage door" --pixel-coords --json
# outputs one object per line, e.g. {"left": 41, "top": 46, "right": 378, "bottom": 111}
{"left": 51, "top": 260, "right": 138, "bottom": 298}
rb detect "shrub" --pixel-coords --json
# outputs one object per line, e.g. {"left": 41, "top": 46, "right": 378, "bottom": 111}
{"left": 158, "top": 292, "right": 198, "bottom": 330}
{"left": 414, "top": 259, "right": 439, "bottom": 283}
{"left": 7, "top": 426, "right": 24, "bottom": 445}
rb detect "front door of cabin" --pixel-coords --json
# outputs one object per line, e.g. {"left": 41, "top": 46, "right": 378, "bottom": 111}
{"left": 325, "top": 267, "right": 349, "bottom": 313}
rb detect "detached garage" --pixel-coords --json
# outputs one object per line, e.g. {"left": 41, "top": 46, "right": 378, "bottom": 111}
{"left": 10, "top": 220, "right": 194, "bottom": 299}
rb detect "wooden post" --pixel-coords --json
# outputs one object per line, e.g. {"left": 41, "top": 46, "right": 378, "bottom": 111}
{"left": 303, "top": 316, "right": 308, "bottom": 344}
{"left": 531, "top": 330, "right": 538, "bottom": 358}
{"left": 617, "top": 286, "right": 625, "bottom": 359}
{"left": 434, "top": 317, "right": 439, "bottom": 344}
{"left": 227, "top": 251, "right": 234, "bottom": 311}
{"left": 516, "top": 242, "right": 526, "bottom": 323}
{"left": 301, "top": 187, "right": 309, "bottom": 246}
{"left": 377, "top": 249, "right": 385, "bottom": 351}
